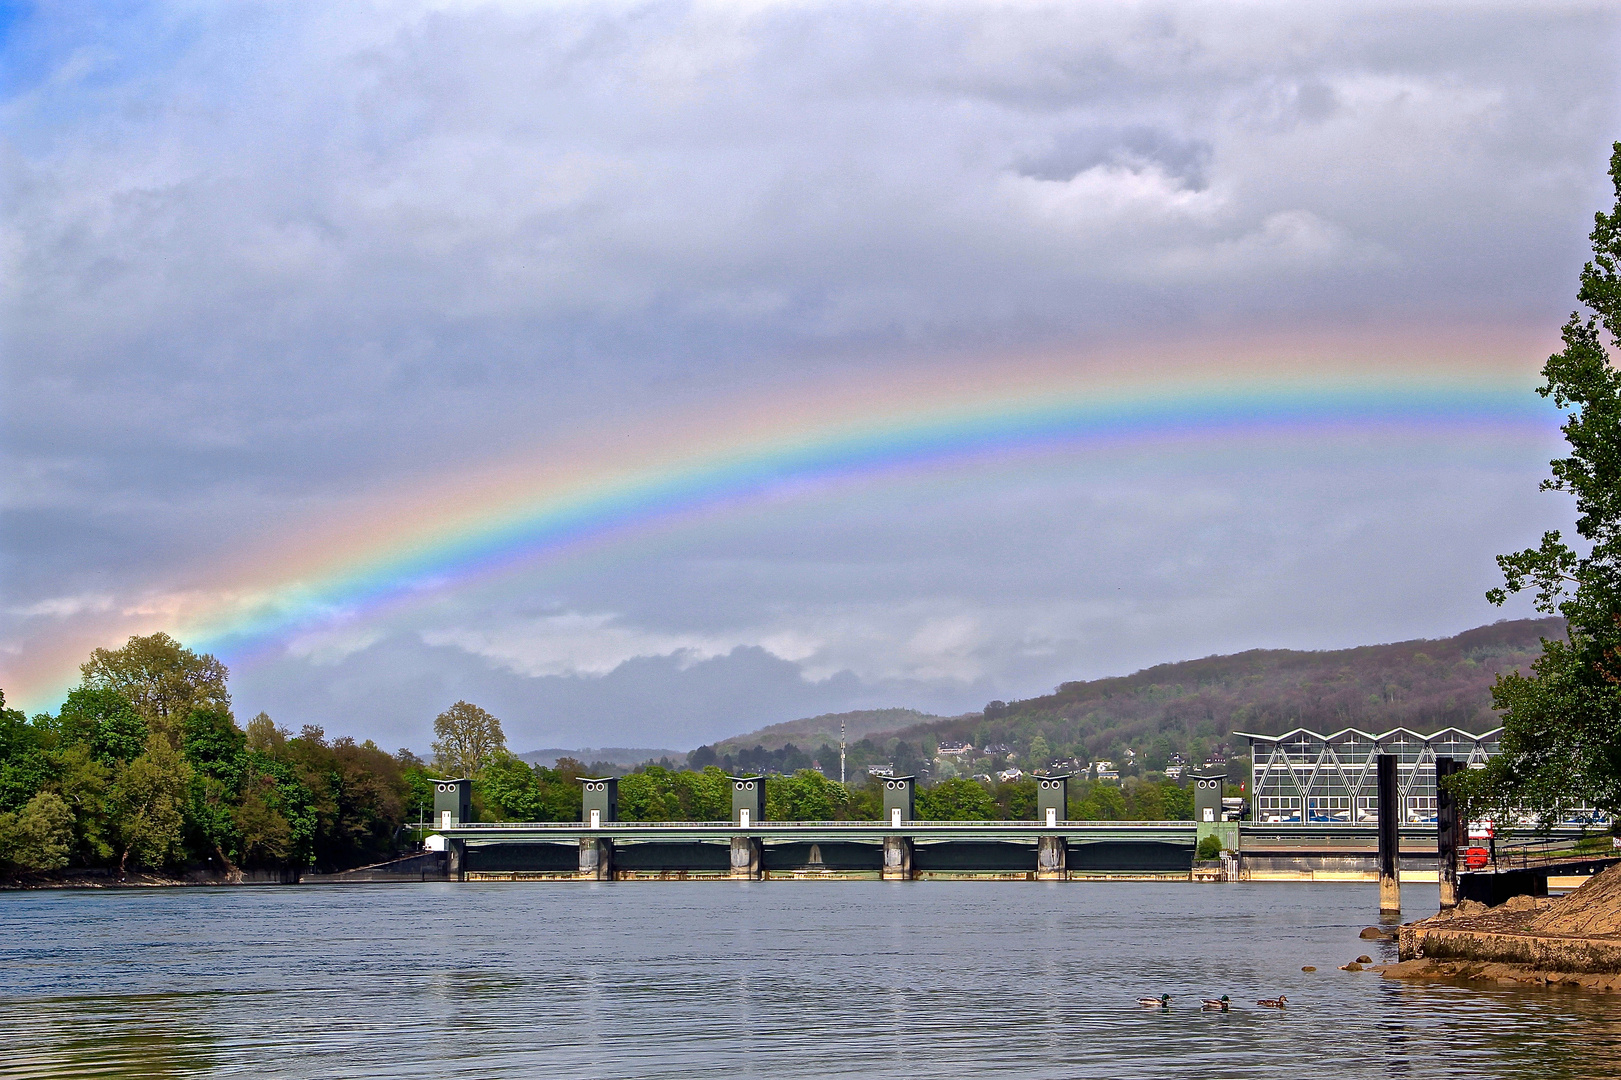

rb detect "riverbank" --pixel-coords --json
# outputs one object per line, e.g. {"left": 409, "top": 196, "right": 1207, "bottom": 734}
{"left": 1385, "top": 863, "right": 1621, "bottom": 989}
{"left": 1, "top": 866, "right": 301, "bottom": 889}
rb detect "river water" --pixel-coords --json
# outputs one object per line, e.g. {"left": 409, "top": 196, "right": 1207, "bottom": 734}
{"left": 3, "top": 880, "right": 1617, "bottom": 1078}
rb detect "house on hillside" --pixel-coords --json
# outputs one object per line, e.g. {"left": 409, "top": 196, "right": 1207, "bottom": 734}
{"left": 1093, "top": 760, "right": 1120, "bottom": 783}
{"left": 997, "top": 767, "right": 1023, "bottom": 783}
{"left": 868, "top": 765, "right": 894, "bottom": 777}
{"left": 936, "top": 741, "right": 973, "bottom": 757}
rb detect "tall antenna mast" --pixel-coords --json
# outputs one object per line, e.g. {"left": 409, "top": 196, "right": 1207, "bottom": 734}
{"left": 840, "top": 720, "right": 846, "bottom": 785}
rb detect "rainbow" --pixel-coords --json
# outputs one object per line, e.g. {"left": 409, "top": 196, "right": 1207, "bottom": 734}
{"left": 3, "top": 332, "right": 1562, "bottom": 711}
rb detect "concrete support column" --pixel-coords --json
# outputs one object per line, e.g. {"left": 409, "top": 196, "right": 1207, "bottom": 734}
{"left": 882, "top": 835, "right": 913, "bottom": 881}
{"left": 1377, "top": 753, "right": 1400, "bottom": 915}
{"left": 447, "top": 838, "right": 466, "bottom": 882}
{"left": 729, "top": 836, "right": 763, "bottom": 879}
{"left": 1036, "top": 835, "right": 1067, "bottom": 881}
{"left": 579, "top": 837, "right": 614, "bottom": 881}
{"left": 1436, "top": 756, "right": 1463, "bottom": 909}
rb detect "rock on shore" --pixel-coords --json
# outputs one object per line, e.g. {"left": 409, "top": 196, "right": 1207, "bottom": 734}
{"left": 1383, "top": 862, "right": 1621, "bottom": 988}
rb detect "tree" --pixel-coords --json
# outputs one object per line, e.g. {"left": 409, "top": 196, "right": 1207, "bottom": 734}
{"left": 109, "top": 733, "right": 193, "bottom": 872}
{"left": 477, "top": 751, "right": 546, "bottom": 821}
{"left": 245, "top": 712, "right": 289, "bottom": 754}
{"left": 917, "top": 778, "right": 994, "bottom": 820}
{"left": 430, "top": 701, "right": 506, "bottom": 777}
{"left": 57, "top": 687, "right": 147, "bottom": 765}
{"left": 79, "top": 633, "right": 230, "bottom": 744}
{"left": 0, "top": 792, "right": 75, "bottom": 871}
{"left": 767, "top": 770, "right": 847, "bottom": 821}
{"left": 0, "top": 693, "right": 52, "bottom": 814}
{"left": 1467, "top": 142, "right": 1621, "bottom": 823}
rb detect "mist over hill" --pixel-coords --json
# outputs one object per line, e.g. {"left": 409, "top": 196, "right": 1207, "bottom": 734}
{"left": 697, "top": 619, "right": 1562, "bottom": 779}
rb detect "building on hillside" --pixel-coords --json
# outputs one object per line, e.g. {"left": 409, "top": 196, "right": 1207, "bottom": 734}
{"left": 1093, "top": 761, "right": 1120, "bottom": 784}
{"left": 1237, "top": 727, "right": 1500, "bottom": 824}
{"left": 936, "top": 741, "right": 974, "bottom": 757}
{"left": 983, "top": 744, "right": 1013, "bottom": 758}
{"left": 867, "top": 765, "right": 894, "bottom": 777}
{"left": 997, "top": 767, "right": 1023, "bottom": 783}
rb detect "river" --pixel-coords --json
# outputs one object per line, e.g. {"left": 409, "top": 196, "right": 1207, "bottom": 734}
{"left": 3, "top": 881, "right": 1616, "bottom": 1078}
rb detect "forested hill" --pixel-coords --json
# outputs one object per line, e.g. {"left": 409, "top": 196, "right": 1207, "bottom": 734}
{"left": 703, "top": 619, "right": 1563, "bottom": 777}
{"left": 711, "top": 708, "right": 947, "bottom": 756}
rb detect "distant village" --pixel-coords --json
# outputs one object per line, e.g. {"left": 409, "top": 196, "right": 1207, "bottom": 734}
{"left": 684, "top": 734, "right": 1236, "bottom": 787}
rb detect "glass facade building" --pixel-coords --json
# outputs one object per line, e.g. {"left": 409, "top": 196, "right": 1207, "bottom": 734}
{"left": 1236, "top": 727, "right": 1501, "bottom": 825}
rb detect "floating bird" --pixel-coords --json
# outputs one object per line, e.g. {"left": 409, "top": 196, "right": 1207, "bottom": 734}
{"left": 1200, "top": 996, "right": 1230, "bottom": 1011}
{"left": 1136, "top": 994, "right": 1170, "bottom": 1008}
{"left": 1257, "top": 996, "right": 1288, "bottom": 1008}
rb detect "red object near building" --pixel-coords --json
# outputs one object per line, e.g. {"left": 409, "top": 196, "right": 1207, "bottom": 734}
{"left": 1464, "top": 847, "right": 1490, "bottom": 870}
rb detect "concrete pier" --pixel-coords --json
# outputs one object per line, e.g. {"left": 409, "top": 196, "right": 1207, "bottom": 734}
{"left": 1436, "top": 756, "right": 1462, "bottom": 909}
{"left": 579, "top": 837, "right": 614, "bottom": 880}
{"left": 730, "top": 836, "right": 763, "bottom": 879}
{"left": 1036, "top": 835, "right": 1066, "bottom": 880}
{"left": 882, "top": 835, "right": 913, "bottom": 880}
{"left": 1377, "top": 754, "right": 1400, "bottom": 914}
{"left": 446, "top": 838, "right": 466, "bottom": 881}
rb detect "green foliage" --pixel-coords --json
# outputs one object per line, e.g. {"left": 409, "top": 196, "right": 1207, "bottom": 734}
{"left": 58, "top": 687, "right": 147, "bottom": 765}
{"left": 1195, "top": 835, "right": 1224, "bottom": 860}
{"left": 79, "top": 632, "right": 230, "bottom": 744}
{"left": 0, "top": 791, "right": 76, "bottom": 871}
{"left": 1159, "top": 780, "right": 1193, "bottom": 821}
{"left": 182, "top": 708, "right": 247, "bottom": 778}
{"left": 111, "top": 733, "right": 194, "bottom": 871}
{"left": 477, "top": 751, "right": 546, "bottom": 820}
{"left": 994, "top": 778, "right": 1037, "bottom": 820}
{"left": 766, "top": 770, "right": 848, "bottom": 821}
{"left": 431, "top": 701, "right": 506, "bottom": 777}
{"left": 1466, "top": 142, "right": 1621, "bottom": 823}
{"left": 618, "top": 765, "right": 730, "bottom": 822}
{"left": 0, "top": 637, "right": 423, "bottom": 878}
{"left": 0, "top": 699, "right": 52, "bottom": 814}
{"left": 917, "top": 778, "right": 995, "bottom": 820}
{"left": 1072, "top": 783, "right": 1126, "bottom": 821}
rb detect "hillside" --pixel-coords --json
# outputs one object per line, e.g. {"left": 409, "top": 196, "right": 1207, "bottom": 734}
{"left": 710, "top": 708, "right": 950, "bottom": 756}
{"left": 699, "top": 618, "right": 1563, "bottom": 779}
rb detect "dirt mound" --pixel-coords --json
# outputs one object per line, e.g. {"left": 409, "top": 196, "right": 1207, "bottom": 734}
{"left": 1526, "top": 862, "right": 1621, "bottom": 938}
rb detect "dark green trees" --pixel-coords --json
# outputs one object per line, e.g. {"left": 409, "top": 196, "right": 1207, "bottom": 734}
{"left": 1473, "top": 142, "right": 1621, "bottom": 823}
{"left": 0, "top": 635, "right": 413, "bottom": 877}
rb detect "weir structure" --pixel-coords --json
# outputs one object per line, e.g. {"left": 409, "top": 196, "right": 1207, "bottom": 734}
{"left": 398, "top": 730, "right": 1604, "bottom": 885}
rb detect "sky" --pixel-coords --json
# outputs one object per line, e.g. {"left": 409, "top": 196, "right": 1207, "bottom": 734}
{"left": 3, "top": 1, "right": 1619, "bottom": 754}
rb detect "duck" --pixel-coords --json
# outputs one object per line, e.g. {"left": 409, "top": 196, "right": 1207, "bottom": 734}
{"left": 1257, "top": 995, "right": 1287, "bottom": 1009}
{"left": 1136, "top": 994, "right": 1170, "bottom": 1008}
{"left": 1200, "top": 996, "right": 1230, "bottom": 1011}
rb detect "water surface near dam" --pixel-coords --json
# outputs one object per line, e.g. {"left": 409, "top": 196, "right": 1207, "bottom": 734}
{"left": 3, "top": 881, "right": 1614, "bottom": 1078}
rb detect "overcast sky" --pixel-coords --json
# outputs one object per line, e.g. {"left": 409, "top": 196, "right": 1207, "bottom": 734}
{"left": 3, "top": 1, "right": 1618, "bottom": 753}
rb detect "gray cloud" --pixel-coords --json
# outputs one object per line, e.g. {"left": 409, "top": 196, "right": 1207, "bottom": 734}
{"left": 1, "top": 1, "right": 1613, "bottom": 742}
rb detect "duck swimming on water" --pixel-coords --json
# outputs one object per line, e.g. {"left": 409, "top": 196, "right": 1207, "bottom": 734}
{"left": 1257, "top": 996, "right": 1287, "bottom": 1008}
{"left": 1200, "top": 996, "right": 1230, "bottom": 1011}
{"left": 1136, "top": 994, "right": 1170, "bottom": 1008}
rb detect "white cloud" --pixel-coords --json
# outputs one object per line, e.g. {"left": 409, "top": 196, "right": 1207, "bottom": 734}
{"left": 8, "top": 593, "right": 114, "bottom": 618}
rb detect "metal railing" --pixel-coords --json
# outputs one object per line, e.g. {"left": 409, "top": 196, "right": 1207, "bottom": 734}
{"left": 444, "top": 818, "right": 1195, "bottom": 830}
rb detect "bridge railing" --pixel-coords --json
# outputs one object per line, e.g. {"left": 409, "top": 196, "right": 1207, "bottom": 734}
{"left": 444, "top": 819, "right": 1196, "bottom": 830}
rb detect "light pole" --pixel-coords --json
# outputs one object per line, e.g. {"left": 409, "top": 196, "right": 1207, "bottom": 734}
{"left": 840, "top": 720, "right": 846, "bottom": 785}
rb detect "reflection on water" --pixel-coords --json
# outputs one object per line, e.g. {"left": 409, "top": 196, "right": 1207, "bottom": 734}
{"left": 3, "top": 882, "right": 1618, "bottom": 1079}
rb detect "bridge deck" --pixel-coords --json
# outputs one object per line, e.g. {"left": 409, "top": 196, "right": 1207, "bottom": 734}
{"left": 438, "top": 820, "right": 1199, "bottom": 845}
